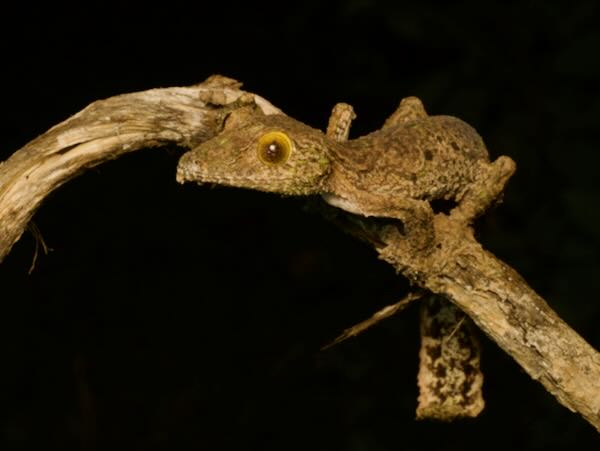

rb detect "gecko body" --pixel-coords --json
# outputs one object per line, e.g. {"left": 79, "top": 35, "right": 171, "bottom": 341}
{"left": 177, "top": 97, "right": 515, "bottom": 246}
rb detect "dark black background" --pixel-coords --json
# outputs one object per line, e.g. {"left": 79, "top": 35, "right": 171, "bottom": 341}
{"left": 1, "top": 1, "right": 599, "bottom": 449}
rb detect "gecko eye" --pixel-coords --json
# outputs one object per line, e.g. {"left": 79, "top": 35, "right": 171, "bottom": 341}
{"left": 257, "top": 131, "right": 293, "bottom": 165}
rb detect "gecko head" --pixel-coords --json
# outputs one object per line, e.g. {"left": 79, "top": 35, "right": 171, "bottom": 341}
{"left": 176, "top": 113, "right": 332, "bottom": 195}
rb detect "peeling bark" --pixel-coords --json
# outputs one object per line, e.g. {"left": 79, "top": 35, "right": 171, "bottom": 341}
{"left": 417, "top": 295, "right": 484, "bottom": 420}
{"left": 375, "top": 213, "right": 600, "bottom": 430}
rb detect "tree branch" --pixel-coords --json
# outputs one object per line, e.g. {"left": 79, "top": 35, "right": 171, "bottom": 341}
{"left": 1, "top": 77, "right": 598, "bottom": 432}
{"left": 0, "top": 75, "right": 280, "bottom": 262}
{"left": 323, "top": 208, "right": 600, "bottom": 430}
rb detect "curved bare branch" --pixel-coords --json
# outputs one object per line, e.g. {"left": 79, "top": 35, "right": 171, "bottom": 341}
{"left": 0, "top": 75, "right": 280, "bottom": 262}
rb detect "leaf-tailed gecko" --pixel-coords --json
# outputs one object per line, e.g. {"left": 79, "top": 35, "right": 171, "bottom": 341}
{"left": 176, "top": 97, "right": 515, "bottom": 250}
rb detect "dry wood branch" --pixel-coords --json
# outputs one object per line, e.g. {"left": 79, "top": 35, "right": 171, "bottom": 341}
{"left": 1, "top": 77, "right": 599, "bottom": 432}
{"left": 0, "top": 76, "right": 280, "bottom": 262}
{"left": 370, "top": 212, "right": 600, "bottom": 430}
{"left": 318, "top": 201, "right": 600, "bottom": 430}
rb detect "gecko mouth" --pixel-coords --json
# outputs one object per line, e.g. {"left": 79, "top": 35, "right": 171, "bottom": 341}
{"left": 176, "top": 164, "right": 246, "bottom": 187}
{"left": 175, "top": 158, "right": 236, "bottom": 186}
{"left": 176, "top": 161, "right": 274, "bottom": 192}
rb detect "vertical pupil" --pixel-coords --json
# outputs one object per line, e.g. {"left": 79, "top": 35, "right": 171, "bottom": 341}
{"left": 266, "top": 142, "right": 280, "bottom": 160}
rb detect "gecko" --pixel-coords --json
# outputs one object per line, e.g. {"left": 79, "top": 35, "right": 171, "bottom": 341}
{"left": 176, "top": 96, "right": 515, "bottom": 251}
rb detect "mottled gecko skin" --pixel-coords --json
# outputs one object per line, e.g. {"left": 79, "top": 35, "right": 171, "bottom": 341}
{"left": 329, "top": 114, "right": 490, "bottom": 203}
{"left": 176, "top": 98, "right": 515, "bottom": 245}
{"left": 178, "top": 111, "right": 333, "bottom": 195}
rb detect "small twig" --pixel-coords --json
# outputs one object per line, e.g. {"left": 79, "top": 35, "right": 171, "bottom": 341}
{"left": 322, "top": 290, "right": 424, "bottom": 350}
{"left": 27, "top": 221, "right": 51, "bottom": 274}
{"left": 442, "top": 314, "right": 466, "bottom": 345}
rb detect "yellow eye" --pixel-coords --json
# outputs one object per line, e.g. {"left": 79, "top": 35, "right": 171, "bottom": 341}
{"left": 257, "top": 131, "right": 293, "bottom": 165}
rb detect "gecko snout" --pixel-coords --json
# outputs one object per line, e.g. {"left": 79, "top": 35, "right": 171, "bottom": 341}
{"left": 176, "top": 151, "right": 199, "bottom": 184}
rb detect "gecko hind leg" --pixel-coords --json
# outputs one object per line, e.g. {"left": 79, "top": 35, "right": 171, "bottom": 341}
{"left": 383, "top": 96, "right": 428, "bottom": 129}
{"left": 454, "top": 156, "right": 516, "bottom": 223}
{"left": 338, "top": 191, "right": 437, "bottom": 253}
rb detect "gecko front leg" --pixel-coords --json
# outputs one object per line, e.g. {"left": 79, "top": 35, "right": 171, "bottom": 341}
{"left": 326, "top": 103, "right": 356, "bottom": 142}
{"left": 361, "top": 195, "right": 436, "bottom": 253}
{"left": 328, "top": 96, "right": 426, "bottom": 141}
{"left": 324, "top": 189, "right": 437, "bottom": 253}
{"left": 325, "top": 98, "right": 436, "bottom": 252}
{"left": 454, "top": 156, "right": 516, "bottom": 223}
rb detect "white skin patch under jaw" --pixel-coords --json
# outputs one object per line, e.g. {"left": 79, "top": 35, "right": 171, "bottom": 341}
{"left": 321, "top": 193, "right": 366, "bottom": 215}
